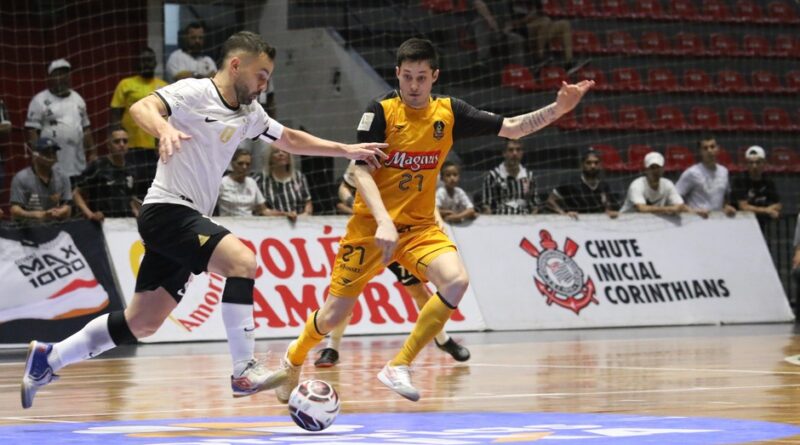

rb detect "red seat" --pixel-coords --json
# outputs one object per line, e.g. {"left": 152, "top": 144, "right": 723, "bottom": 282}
{"left": 667, "top": 0, "right": 700, "bottom": 20}
{"left": 611, "top": 67, "right": 644, "bottom": 91}
{"left": 501, "top": 64, "right": 537, "bottom": 91}
{"left": 725, "top": 107, "right": 760, "bottom": 131}
{"left": 541, "top": 0, "right": 566, "bottom": 16}
{"left": 565, "top": 0, "right": 597, "bottom": 17}
{"left": 762, "top": 107, "right": 792, "bottom": 131}
{"left": 554, "top": 110, "right": 579, "bottom": 130}
{"left": 582, "top": 104, "right": 615, "bottom": 130}
{"left": 420, "top": 0, "right": 454, "bottom": 12}
{"left": 590, "top": 144, "right": 625, "bottom": 171}
{"left": 647, "top": 68, "right": 678, "bottom": 92}
{"left": 689, "top": 106, "right": 722, "bottom": 130}
{"left": 734, "top": 0, "right": 763, "bottom": 23}
{"left": 701, "top": 0, "right": 731, "bottom": 21}
{"left": 652, "top": 105, "right": 687, "bottom": 130}
{"left": 640, "top": 31, "right": 671, "bottom": 55}
{"left": 664, "top": 145, "right": 696, "bottom": 172}
{"left": 767, "top": 0, "right": 800, "bottom": 24}
{"left": 715, "top": 146, "right": 742, "bottom": 172}
{"left": 708, "top": 33, "right": 739, "bottom": 56}
{"left": 617, "top": 105, "right": 651, "bottom": 130}
{"left": 626, "top": 145, "right": 653, "bottom": 172}
{"left": 742, "top": 34, "right": 770, "bottom": 57}
{"left": 631, "top": 0, "right": 665, "bottom": 19}
{"left": 767, "top": 146, "right": 800, "bottom": 173}
{"left": 573, "top": 30, "right": 602, "bottom": 54}
{"left": 576, "top": 67, "right": 610, "bottom": 91}
{"left": 598, "top": 0, "right": 630, "bottom": 17}
{"left": 772, "top": 35, "right": 800, "bottom": 58}
{"left": 606, "top": 30, "right": 639, "bottom": 54}
{"left": 682, "top": 68, "right": 712, "bottom": 92}
{"left": 674, "top": 32, "right": 705, "bottom": 56}
{"left": 717, "top": 70, "right": 748, "bottom": 93}
{"left": 785, "top": 71, "right": 800, "bottom": 93}
{"left": 538, "top": 66, "right": 567, "bottom": 90}
{"left": 751, "top": 70, "right": 781, "bottom": 93}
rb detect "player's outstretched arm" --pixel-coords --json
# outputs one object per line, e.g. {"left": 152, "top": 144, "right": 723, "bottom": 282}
{"left": 130, "top": 95, "right": 191, "bottom": 163}
{"left": 272, "top": 128, "right": 388, "bottom": 169}
{"left": 351, "top": 164, "right": 398, "bottom": 264}
{"left": 499, "top": 80, "right": 594, "bottom": 140}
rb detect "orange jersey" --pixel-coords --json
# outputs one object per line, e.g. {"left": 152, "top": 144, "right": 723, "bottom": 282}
{"left": 353, "top": 91, "right": 503, "bottom": 226}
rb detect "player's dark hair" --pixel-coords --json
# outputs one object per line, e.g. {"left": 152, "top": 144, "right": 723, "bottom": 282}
{"left": 221, "top": 31, "right": 276, "bottom": 63}
{"left": 396, "top": 38, "right": 439, "bottom": 70}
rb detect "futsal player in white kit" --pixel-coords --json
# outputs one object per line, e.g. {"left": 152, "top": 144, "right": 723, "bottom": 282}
{"left": 21, "top": 31, "right": 387, "bottom": 409}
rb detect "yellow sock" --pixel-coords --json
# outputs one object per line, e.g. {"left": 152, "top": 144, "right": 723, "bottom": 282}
{"left": 391, "top": 294, "right": 454, "bottom": 366}
{"left": 287, "top": 311, "right": 325, "bottom": 366}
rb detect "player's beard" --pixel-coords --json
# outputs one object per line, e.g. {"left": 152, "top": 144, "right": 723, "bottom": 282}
{"left": 234, "top": 79, "right": 256, "bottom": 105}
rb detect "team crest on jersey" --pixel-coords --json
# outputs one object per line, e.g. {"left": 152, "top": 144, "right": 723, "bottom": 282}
{"left": 433, "top": 120, "right": 445, "bottom": 140}
{"left": 520, "top": 230, "right": 598, "bottom": 315}
{"left": 384, "top": 150, "right": 441, "bottom": 171}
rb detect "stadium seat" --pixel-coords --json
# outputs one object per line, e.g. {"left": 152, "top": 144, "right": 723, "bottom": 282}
{"left": 772, "top": 35, "right": 800, "bottom": 58}
{"left": 715, "top": 146, "right": 743, "bottom": 173}
{"left": 652, "top": 105, "right": 687, "bottom": 131}
{"left": 667, "top": 0, "right": 700, "bottom": 20}
{"left": 647, "top": 68, "right": 679, "bottom": 92}
{"left": 717, "top": 70, "right": 748, "bottom": 93}
{"left": 576, "top": 67, "right": 610, "bottom": 91}
{"left": 725, "top": 107, "right": 760, "bottom": 131}
{"left": 420, "top": 0, "right": 455, "bottom": 12}
{"left": 541, "top": 0, "right": 566, "bottom": 16}
{"left": 742, "top": 34, "right": 770, "bottom": 57}
{"left": 606, "top": 30, "right": 639, "bottom": 54}
{"left": 702, "top": 0, "right": 731, "bottom": 22}
{"left": 785, "top": 71, "right": 800, "bottom": 93}
{"left": 631, "top": 0, "right": 666, "bottom": 19}
{"left": 674, "top": 33, "right": 705, "bottom": 56}
{"left": 590, "top": 144, "right": 626, "bottom": 171}
{"left": 573, "top": 30, "right": 602, "bottom": 54}
{"left": 565, "top": 0, "right": 597, "bottom": 17}
{"left": 689, "top": 106, "right": 722, "bottom": 131}
{"left": 762, "top": 107, "right": 792, "bottom": 131}
{"left": 767, "top": 0, "right": 800, "bottom": 24}
{"left": 582, "top": 104, "right": 615, "bottom": 130}
{"left": 708, "top": 33, "right": 739, "bottom": 57}
{"left": 766, "top": 146, "right": 800, "bottom": 173}
{"left": 734, "top": 0, "right": 764, "bottom": 23}
{"left": 597, "top": 0, "right": 630, "bottom": 18}
{"left": 751, "top": 70, "right": 781, "bottom": 93}
{"left": 611, "top": 67, "right": 644, "bottom": 91}
{"left": 554, "top": 110, "right": 579, "bottom": 130}
{"left": 664, "top": 145, "right": 696, "bottom": 172}
{"left": 625, "top": 145, "right": 653, "bottom": 172}
{"left": 617, "top": 105, "right": 651, "bottom": 130}
{"left": 640, "top": 31, "right": 671, "bottom": 55}
{"left": 539, "top": 66, "right": 568, "bottom": 90}
{"left": 501, "top": 64, "right": 537, "bottom": 91}
{"left": 682, "top": 68, "right": 712, "bottom": 93}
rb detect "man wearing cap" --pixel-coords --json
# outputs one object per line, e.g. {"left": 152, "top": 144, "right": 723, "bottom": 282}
{"left": 675, "top": 135, "right": 736, "bottom": 217}
{"left": 9, "top": 137, "right": 72, "bottom": 222}
{"left": 547, "top": 147, "right": 618, "bottom": 219}
{"left": 25, "top": 58, "right": 96, "bottom": 183}
{"left": 620, "top": 151, "right": 701, "bottom": 216}
{"left": 731, "top": 145, "right": 781, "bottom": 229}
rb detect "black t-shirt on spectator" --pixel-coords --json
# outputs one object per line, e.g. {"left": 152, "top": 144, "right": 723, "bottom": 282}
{"left": 76, "top": 158, "right": 137, "bottom": 217}
{"left": 553, "top": 176, "right": 618, "bottom": 213}
{"left": 732, "top": 175, "right": 780, "bottom": 226}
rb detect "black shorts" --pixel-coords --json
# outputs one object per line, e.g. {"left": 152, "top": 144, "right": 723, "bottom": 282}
{"left": 387, "top": 262, "right": 422, "bottom": 286}
{"left": 134, "top": 203, "right": 230, "bottom": 301}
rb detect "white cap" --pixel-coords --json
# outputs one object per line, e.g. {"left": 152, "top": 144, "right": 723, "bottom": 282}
{"left": 47, "top": 58, "right": 71, "bottom": 75}
{"left": 644, "top": 152, "right": 664, "bottom": 168}
{"left": 745, "top": 145, "right": 766, "bottom": 160}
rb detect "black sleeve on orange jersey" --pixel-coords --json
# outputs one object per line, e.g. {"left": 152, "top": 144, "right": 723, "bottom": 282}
{"left": 355, "top": 100, "right": 386, "bottom": 165}
{"left": 451, "top": 97, "right": 504, "bottom": 140}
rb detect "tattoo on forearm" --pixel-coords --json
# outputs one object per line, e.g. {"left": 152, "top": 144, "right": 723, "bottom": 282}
{"left": 517, "top": 103, "right": 558, "bottom": 136}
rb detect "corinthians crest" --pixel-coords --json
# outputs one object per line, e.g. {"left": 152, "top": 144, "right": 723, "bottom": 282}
{"left": 519, "top": 230, "right": 597, "bottom": 315}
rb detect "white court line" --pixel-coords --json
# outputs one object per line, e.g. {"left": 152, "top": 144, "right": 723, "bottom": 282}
{"left": 0, "top": 417, "right": 79, "bottom": 424}
{"left": 7, "top": 382, "right": 800, "bottom": 422}
{"left": 470, "top": 362, "right": 800, "bottom": 376}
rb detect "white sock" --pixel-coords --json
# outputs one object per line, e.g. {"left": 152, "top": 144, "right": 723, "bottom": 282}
{"left": 49, "top": 314, "right": 115, "bottom": 372}
{"left": 434, "top": 330, "right": 449, "bottom": 345}
{"left": 222, "top": 302, "right": 255, "bottom": 376}
{"left": 326, "top": 313, "right": 351, "bottom": 350}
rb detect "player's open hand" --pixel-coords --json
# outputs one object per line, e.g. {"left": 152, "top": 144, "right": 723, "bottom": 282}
{"left": 343, "top": 143, "right": 389, "bottom": 170}
{"left": 158, "top": 125, "right": 192, "bottom": 163}
{"left": 554, "top": 80, "right": 594, "bottom": 116}
{"left": 375, "top": 221, "right": 399, "bottom": 264}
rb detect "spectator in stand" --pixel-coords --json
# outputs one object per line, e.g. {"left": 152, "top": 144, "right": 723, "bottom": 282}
{"left": 26, "top": 59, "right": 96, "bottom": 184}
{"left": 732, "top": 145, "right": 781, "bottom": 230}
{"left": 166, "top": 22, "right": 217, "bottom": 82}
{"left": 110, "top": 48, "right": 168, "bottom": 198}
{"left": 507, "top": 0, "right": 577, "bottom": 70}
{"left": 217, "top": 149, "right": 268, "bottom": 217}
{"left": 73, "top": 128, "right": 140, "bottom": 222}
{"left": 547, "top": 147, "right": 618, "bottom": 219}
{"left": 481, "top": 139, "right": 537, "bottom": 214}
{"left": 255, "top": 145, "right": 312, "bottom": 222}
{"left": 675, "top": 135, "right": 737, "bottom": 217}
{"left": 9, "top": 138, "right": 71, "bottom": 222}
{"left": 471, "top": 0, "right": 526, "bottom": 67}
{"left": 620, "top": 152, "right": 706, "bottom": 217}
{"left": 436, "top": 161, "right": 478, "bottom": 223}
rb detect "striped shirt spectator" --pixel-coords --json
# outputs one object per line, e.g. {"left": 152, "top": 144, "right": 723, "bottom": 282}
{"left": 480, "top": 140, "right": 538, "bottom": 215}
{"left": 254, "top": 146, "right": 312, "bottom": 221}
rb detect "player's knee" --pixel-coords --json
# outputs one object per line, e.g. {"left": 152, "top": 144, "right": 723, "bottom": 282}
{"left": 126, "top": 314, "right": 163, "bottom": 338}
{"left": 225, "top": 250, "right": 257, "bottom": 278}
{"left": 440, "top": 269, "right": 470, "bottom": 298}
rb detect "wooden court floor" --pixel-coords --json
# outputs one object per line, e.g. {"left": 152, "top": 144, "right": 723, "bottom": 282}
{"left": 0, "top": 323, "right": 799, "bottom": 444}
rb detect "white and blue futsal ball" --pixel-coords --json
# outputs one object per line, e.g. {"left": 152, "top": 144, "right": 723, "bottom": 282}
{"left": 288, "top": 379, "right": 340, "bottom": 431}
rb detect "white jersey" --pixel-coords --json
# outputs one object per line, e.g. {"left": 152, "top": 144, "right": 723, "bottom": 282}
{"left": 675, "top": 163, "right": 730, "bottom": 211}
{"left": 436, "top": 186, "right": 474, "bottom": 213}
{"left": 143, "top": 78, "right": 284, "bottom": 215}
{"left": 217, "top": 175, "right": 265, "bottom": 216}
{"left": 620, "top": 176, "right": 684, "bottom": 213}
{"left": 166, "top": 49, "right": 217, "bottom": 82}
{"left": 25, "top": 89, "right": 90, "bottom": 177}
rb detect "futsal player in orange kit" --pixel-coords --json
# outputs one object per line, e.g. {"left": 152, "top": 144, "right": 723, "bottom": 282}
{"left": 276, "top": 37, "right": 594, "bottom": 402}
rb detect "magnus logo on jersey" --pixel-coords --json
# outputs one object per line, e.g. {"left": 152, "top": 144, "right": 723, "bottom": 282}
{"left": 384, "top": 150, "right": 441, "bottom": 172}
{"left": 520, "top": 229, "right": 598, "bottom": 315}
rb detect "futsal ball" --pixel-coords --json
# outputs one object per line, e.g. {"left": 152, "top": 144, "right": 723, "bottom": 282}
{"left": 287, "top": 379, "right": 340, "bottom": 431}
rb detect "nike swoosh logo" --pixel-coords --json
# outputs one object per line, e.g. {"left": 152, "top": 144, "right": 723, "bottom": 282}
{"left": 205, "top": 117, "right": 217, "bottom": 123}
{"left": 244, "top": 326, "right": 256, "bottom": 332}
